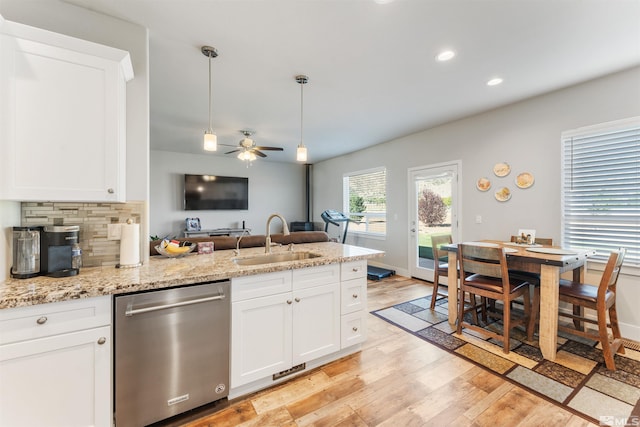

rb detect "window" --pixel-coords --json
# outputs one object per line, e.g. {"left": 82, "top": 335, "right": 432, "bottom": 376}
{"left": 561, "top": 117, "right": 640, "bottom": 269}
{"left": 343, "top": 167, "right": 386, "bottom": 237}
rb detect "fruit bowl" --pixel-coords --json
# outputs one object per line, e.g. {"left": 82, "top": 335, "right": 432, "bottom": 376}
{"left": 155, "top": 243, "right": 197, "bottom": 258}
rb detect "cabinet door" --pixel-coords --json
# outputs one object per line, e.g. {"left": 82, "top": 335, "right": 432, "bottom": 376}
{"left": 231, "top": 293, "right": 292, "bottom": 387}
{"left": 0, "top": 30, "right": 129, "bottom": 202}
{"left": 292, "top": 282, "right": 341, "bottom": 365}
{"left": 0, "top": 326, "right": 111, "bottom": 427}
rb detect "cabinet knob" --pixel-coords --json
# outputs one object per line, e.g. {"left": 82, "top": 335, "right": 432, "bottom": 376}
{"left": 294, "top": 297, "right": 301, "bottom": 303}
{"left": 107, "top": 188, "right": 115, "bottom": 194}
{"left": 352, "top": 327, "right": 358, "bottom": 332}
{"left": 36, "top": 316, "right": 47, "bottom": 325}
{"left": 97, "top": 337, "right": 107, "bottom": 345}
{"left": 352, "top": 268, "right": 360, "bottom": 272}
{"left": 352, "top": 294, "right": 358, "bottom": 299}
{"left": 286, "top": 300, "right": 292, "bottom": 305}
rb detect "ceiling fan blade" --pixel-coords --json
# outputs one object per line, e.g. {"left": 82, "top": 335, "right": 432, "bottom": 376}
{"left": 254, "top": 146, "right": 284, "bottom": 151}
{"left": 252, "top": 149, "right": 267, "bottom": 158}
{"left": 225, "top": 149, "right": 241, "bottom": 154}
{"left": 219, "top": 143, "right": 237, "bottom": 147}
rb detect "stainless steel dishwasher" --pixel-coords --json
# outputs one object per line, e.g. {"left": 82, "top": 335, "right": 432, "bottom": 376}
{"left": 114, "top": 280, "right": 230, "bottom": 427}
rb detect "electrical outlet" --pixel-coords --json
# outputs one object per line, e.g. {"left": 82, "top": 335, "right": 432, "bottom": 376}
{"left": 107, "top": 223, "right": 122, "bottom": 240}
{"left": 475, "top": 215, "right": 482, "bottom": 224}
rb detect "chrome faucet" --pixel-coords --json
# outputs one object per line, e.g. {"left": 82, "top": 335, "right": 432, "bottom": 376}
{"left": 265, "top": 214, "right": 290, "bottom": 253}
{"left": 234, "top": 229, "right": 250, "bottom": 256}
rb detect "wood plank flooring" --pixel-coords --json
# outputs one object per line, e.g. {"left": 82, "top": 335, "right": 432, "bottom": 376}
{"left": 158, "top": 275, "right": 596, "bottom": 427}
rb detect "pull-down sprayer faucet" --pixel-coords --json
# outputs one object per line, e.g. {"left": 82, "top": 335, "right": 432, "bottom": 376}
{"left": 265, "top": 214, "right": 290, "bottom": 253}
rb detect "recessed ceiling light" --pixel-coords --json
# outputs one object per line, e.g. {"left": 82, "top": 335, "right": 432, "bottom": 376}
{"left": 373, "top": 0, "right": 395, "bottom": 4}
{"left": 436, "top": 50, "right": 456, "bottom": 62}
{"left": 487, "top": 78, "right": 503, "bottom": 86}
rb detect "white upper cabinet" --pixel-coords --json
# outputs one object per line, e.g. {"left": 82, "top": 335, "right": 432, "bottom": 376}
{"left": 0, "top": 20, "right": 134, "bottom": 202}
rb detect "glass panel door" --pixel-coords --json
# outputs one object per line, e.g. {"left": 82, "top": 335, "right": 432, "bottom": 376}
{"left": 408, "top": 162, "right": 460, "bottom": 282}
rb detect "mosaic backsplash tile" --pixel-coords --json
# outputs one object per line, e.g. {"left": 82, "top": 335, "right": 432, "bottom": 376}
{"left": 21, "top": 202, "right": 144, "bottom": 267}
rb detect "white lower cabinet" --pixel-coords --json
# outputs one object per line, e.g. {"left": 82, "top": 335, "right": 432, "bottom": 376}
{"left": 231, "top": 265, "right": 340, "bottom": 388}
{"left": 0, "top": 296, "right": 112, "bottom": 427}
{"left": 340, "top": 260, "right": 368, "bottom": 348}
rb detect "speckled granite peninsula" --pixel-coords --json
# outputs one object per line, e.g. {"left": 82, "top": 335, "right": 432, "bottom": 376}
{"left": 0, "top": 242, "right": 384, "bottom": 309}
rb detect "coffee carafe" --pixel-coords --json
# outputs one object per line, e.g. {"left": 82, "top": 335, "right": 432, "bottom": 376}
{"left": 11, "top": 226, "right": 42, "bottom": 279}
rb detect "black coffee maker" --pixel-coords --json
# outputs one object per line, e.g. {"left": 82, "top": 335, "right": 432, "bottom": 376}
{"left": 41, "top": 225, "right": 80, "bottom": 277}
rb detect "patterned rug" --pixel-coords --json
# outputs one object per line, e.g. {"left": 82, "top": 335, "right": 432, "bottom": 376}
{"left": 371, "top": 295, "right": 640, "bottom": 426}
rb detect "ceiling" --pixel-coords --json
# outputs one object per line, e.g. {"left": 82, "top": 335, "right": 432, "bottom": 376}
{"left": 68, "top": 0, "right": 640, "bottom": 164}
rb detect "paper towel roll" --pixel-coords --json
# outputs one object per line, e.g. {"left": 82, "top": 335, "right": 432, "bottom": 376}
{"left": 120, "top": 222, "right": 140, "bottom": 267}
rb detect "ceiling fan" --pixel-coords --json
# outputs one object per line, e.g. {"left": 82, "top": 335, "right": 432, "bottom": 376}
{"left": 223, "top": 130, "right": 284, "bottom": 159}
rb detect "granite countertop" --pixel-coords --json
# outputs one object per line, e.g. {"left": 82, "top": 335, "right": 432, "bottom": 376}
{"left": 0, "top": 242, "right": 384, "bottom": 309}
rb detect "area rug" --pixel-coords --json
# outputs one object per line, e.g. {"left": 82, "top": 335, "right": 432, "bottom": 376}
{"left": 371, "top": 295, "right": 640, "bottom": 426}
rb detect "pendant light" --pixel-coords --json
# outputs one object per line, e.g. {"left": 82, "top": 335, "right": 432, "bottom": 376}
{"left": 202, "top": 46, "right": 218, "bottom": 151}
{"left": 296, "top": 75, "right": 309, "bottom": 162}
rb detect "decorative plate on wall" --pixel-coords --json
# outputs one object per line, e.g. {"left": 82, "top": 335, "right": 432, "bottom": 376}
{"left": 516, "top": 172, "right": 535, "bottom": 189}
{"left": 495, "top": 187, "right": 511, "bottom": 202}
{"left": 493, "top": 162, "right": 511, "bottom": 177}
{"left": 476, "top": 177, "right": 491, "bottom": 192}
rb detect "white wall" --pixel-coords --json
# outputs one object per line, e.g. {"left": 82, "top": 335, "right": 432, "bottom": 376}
{"left": 150, "top": 151, "right": 308, "bottom": 238}
{"left": 313, "top": 66, "right": 640, "bottom": 339}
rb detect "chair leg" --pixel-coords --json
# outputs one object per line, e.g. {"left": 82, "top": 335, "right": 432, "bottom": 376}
{"left": 430, "top": 275, "right": 440, "bottom": 310}
{"left": 609, "top": 304, "right": 626, "bottom": 356}
{"left": 456, "top": 286, "right": 466, "bottom": 334}
{"left": 573, "top": 304, "right": 584, "bottom": 331}
{"left": 502, "top": 297, "right": 511, "bottom": 354}
{"left": 527, "top": 286, "right": 540, "bottom": 342}
{"left": 598, "top": 306, "right": 616, "bottom": 371}
{"left": 468, "top": 293, "right": 479, "bottom": 325}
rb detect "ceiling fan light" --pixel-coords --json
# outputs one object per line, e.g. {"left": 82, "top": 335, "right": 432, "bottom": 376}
{"left": 297, "top": 144, "right": 308, "bottom": 162}
{"left": 204, "top": 131, "right": 217, "bottom": 151}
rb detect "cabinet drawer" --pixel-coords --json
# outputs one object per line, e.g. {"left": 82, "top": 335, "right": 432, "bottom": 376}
{"left": 341, "top": 260, "right": 367, "bottom": 281}
{"left": 292, "top": 264, "right": 340, "bottom": 290}
{"left": 232, "top": 270, "right": 292, "bottom": 302}
{"left": 0, "top": 296, "right": 111, "bottom": 345}
{"left": 341, "top": 277, "right": 367, "bottom": 315}
{"left": 341, "top": 311, "right": 367, "bottom": 348}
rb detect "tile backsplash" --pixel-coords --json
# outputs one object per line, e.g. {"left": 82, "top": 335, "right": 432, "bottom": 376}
{"left": 21, "top": 202, "right": 144, "bottom": 267}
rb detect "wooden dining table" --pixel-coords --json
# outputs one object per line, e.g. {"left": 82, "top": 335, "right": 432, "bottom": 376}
{"left": 442, "top": 241, "right": 596, "bottom": 361}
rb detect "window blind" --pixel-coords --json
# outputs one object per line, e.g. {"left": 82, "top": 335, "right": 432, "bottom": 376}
{"left": 561, "top": 117, "right": 640, "bottom": 267}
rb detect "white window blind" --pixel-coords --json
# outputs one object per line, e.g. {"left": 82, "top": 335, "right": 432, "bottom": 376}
{"left": 561, "top": 117, "right": 640, "bottom": 268}
{"left": 343, "top": 167, "right": 387, "bottom": 236}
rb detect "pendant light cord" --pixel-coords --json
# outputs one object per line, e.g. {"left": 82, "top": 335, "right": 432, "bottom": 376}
{"left": 208, "top": 53, "right": 213, "bottom": 132}
{"left": 300, "top": 81, "right": 304, "bottom": 144}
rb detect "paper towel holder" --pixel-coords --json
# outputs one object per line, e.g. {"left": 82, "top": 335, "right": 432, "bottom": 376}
{"left": 116, "top": 218, "right": 142, "bottom": 269}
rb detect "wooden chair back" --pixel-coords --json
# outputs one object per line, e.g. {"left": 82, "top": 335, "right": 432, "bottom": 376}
{"left": 458, "top": 244, "right": 508, "bottom": 285}
{"left": 599, "top": 248, "right": 626, "bottom": 299}
{"left": 431, "top": 234, "right": 452, "bottom": 263}
{"left": 510, "top": 236, "right": 553, "bottom": 245}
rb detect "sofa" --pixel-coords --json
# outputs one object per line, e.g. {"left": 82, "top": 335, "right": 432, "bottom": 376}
{"left": 150, "top": 231, "right": 330, "bottom": 256}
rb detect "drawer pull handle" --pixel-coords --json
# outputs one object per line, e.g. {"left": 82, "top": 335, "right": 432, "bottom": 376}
{"left": 36, "top": 316, "right": 47, "bottom": 325}
{"left": 295, "top": 297, "right": 301, "bottom": 303}
{"left": 352, "top": 327, "right": 358, "bottom": 332}
{"left": 97, "top": 337, "right": 107, "bottom": 345}
{"left": 287, "top": 300, "right": 292, "bottom": 305}
{"left": 352, "top": 294, "right": 358, "bottom": 299}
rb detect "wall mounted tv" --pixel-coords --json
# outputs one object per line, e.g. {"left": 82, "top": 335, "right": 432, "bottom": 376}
{"left": 184, "top": 174, "right": 249, "bottom": 210}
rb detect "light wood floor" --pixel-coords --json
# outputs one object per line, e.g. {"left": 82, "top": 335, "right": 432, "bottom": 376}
{"left": 162, "top": 275, "right": 596, "bottom": 427}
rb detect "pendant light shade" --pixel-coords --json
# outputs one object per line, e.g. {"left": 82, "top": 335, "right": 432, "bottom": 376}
{"left": 296, "top": 75, "right": 309, "bottom": 162}
{"left": 202, "top": 46, "right": 218, "bottom": 151}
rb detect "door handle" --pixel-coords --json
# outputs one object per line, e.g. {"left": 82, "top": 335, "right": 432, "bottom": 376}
{"left": 410, "top": 228, "right": 416, "bottom": 232}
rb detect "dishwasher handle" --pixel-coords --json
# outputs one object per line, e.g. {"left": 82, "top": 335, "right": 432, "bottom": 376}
{"left": 125, "top": 293, "right": 226, "bottom": 317}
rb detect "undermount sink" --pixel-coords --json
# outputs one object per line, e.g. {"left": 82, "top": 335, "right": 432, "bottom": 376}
{"left": 233, "top": 251, "right": 322, "bottom": 266}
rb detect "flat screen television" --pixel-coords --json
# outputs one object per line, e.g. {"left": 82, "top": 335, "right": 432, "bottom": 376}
{"left": 184, "top": 174, "right": 248, "bottom": 210}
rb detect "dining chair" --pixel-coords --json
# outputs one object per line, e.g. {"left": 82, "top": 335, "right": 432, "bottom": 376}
{"left": 557, "top": 248, "right": 626, "bottom": 370}
{"left": 456, "top": 244, "right": 533, "bottom": 353}
{"left": 508, "top": 237, "right": 553, "bottom": 335}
